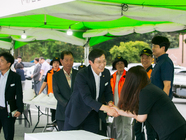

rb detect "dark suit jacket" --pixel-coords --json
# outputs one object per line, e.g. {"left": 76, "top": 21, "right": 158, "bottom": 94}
{"left": 0, "top": 70, "right": 23, "bottom": 133}
{"left": 0, "top": 70, "right": 23, "bottom": 132}
{"left": 53, "top": 68, "right": 78, "bottom": 121}
{"left": 5, "top": 70, "right": 24, "bottom": 113}
{"left": 65, "top": 65, "right": 113, "bottom": 127}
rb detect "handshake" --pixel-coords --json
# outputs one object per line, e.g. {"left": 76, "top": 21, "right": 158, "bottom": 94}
{"left": 100, "top": 101, "right": 136, "bottom": 118}
{"left": 100, "top": 101, "right": 120, "bottom": 117}
{"left": 107, "top": 101, "right": 120, "bottom": 117}
{"left": 105, "top": 101, "right": 136, "bottom": 119}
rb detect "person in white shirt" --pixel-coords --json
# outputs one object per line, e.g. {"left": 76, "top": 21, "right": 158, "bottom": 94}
{"left": 39, "top": 57, "right": 51, "bottom": 94}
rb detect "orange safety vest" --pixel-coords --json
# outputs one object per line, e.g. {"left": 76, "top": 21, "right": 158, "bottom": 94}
{"left": 146, "top": 65, "right": 153, "bottom": 79}
{"left": 47, "top": 68, "right": 60, "bottom": 94}
{"left": 110, "top": 70, "right": 126, "bottom": 98}
{"left": 147, "top": 69, "right": 152, "bottom": 79}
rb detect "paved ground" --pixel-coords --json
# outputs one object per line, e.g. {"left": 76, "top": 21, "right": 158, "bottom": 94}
{"left": 13, "top": 105, "right": 52, "bottom": 140}
{"left": 0, "top": 80, "right": 186, "bottom": 140}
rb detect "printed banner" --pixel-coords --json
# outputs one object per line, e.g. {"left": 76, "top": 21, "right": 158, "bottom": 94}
{"left": 0, "top": 0, "right": 74, "bottom": 17}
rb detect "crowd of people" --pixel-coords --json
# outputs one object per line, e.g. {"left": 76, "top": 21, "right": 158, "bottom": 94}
{"left": 0, "top": 35, "right": 185, "bottom": 140}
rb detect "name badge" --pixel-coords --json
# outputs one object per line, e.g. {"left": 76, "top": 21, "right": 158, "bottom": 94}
{"left": 10, "top": 83, "right": 15, "bottom": 87}
{"left": 105, "top": 82, "right": 108, "bottom": 86}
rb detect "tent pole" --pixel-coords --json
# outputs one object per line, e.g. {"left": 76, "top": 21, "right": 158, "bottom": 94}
{"left": 10, "top": 40, "right": 16, "bottom": 72}
{"left": 84, "top": 38, "right": 90, "bottom": 66}
{"left": 84, "top": 44, "right": 89, "bottom": 66}
{"left": 10, "top": 40, "right": 14, "bottom": 56}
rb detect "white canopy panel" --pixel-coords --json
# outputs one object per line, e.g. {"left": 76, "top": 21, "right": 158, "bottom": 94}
{"left": 0, "top": 40, "right": 12, "bottom": 49}
{"left": 83, "top": 23, "right": 186, "bottom": 37}
{"left": 0, "top": 27, "right": 86, "bottom": 46}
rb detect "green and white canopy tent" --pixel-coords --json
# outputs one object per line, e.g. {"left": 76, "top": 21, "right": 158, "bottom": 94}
{"left": 0, "top": 0, "right": 186, "bottom": 62}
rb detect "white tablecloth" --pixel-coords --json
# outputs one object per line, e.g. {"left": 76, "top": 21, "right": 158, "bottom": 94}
{"left": 23, "top": 92, "right": 57, "bottom": 109}
{"left": 24, "top": 100, "right": 56, "bottom": 109}
{"left": 24, "top": 130, "right": 110, "bottom": 140}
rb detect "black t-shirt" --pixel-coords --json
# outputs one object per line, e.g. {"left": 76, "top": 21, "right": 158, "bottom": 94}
{"left": 151, "top": 54, "right": 174, "bottom": 99}
{"left": 44, "top": 69, "right": 57, "bottom": 82}
{"left": 138, "top": 83, "right": 185, "bottom": 139}
{"left": 16, "top": 69, "right": 25, "bottom": 81}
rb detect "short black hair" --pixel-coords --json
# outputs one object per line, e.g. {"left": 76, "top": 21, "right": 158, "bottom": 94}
{"left": 40, "top": 57, "right": 45, "bottom": 60}
{"left": 35, "top": 58, "right": 39, "bottom": 62}
{"left": 16, "top": 63, "right": 23, "bottom": 69}
{"left": 0, "top": 52, "right": 14, "bottom": 67}
{"left": 17, "top": 55, "right": 22, "bottom": 59}
{"left": 88, "top": 49, "right": 105, "bottom": 63}
{"left": 60, "top": 50, "right": 73, "bottom": 60}
{"left": 151, "top": 36, "right": 170, "bottom": 52}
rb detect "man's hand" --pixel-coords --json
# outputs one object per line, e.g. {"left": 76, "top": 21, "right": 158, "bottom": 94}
{"left": 100, "top": 104, "right": 119, "bottom": 117}
{"left": 14, "top": 111, "right": 21, "bottom": 117}
{"left": 107, "top": 107, "right": 119, "bottom": 117}
{"left": 108, "top": 101, "right": 114, "bottom": 107}
{"left": 39, "top": 77, "right": 42, "bottom": 81}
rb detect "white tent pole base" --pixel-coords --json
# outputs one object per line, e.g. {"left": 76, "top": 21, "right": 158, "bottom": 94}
{"left": 84, "top": 45, "right": 89, "bottom": 66}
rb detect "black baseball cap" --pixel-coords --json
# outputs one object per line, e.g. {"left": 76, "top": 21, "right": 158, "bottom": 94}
{"left": 112, "top": 56, "right": 128, "bottom": 70}
{"left": 50, "top": 57, "right": 61, "bottom": 65}
{"left": 140, "top": 48, "right": 152, "bottom": 56}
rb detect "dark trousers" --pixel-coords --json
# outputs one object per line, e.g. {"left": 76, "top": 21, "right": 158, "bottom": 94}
{"left": 0, "top": 108, "right": 16, "bottom": 140}
{"left": 64, "top": 110, "right": 99, "bottom": 134}
{"left": 133, "top": 120, "right": 158, "bottom": 140}
{"left": 34, "top": 80, "right": 41, "bottom": 95}
{"left": 133, "top": 120, "right": 145, "bottom": 140}
{"left": 56, "top": 120, "right": 65, "bottom": 131}
{"left": 50, "top": 109, "right": 56, "bottom": 122}
{"left": 41, "top": 76, "right": 47, "bottom": 94}
{"left": 98, "top": 120, "right": 107, "bottom": 136}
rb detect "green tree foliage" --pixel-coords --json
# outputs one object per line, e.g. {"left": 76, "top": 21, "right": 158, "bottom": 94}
{"left": 94, "top": 32, "right": 179, "bottom": 64}
{"left": 14, "top": 41, "right": 84, "bottom": 62}
{"left": 11, "top": 32, "right": 179, "bottom": 63}
{"left": 0, "top": 48, "right": 9, "bottom": 54}
{"left": 110, "top": 41, "right": 150, "bottom": 63}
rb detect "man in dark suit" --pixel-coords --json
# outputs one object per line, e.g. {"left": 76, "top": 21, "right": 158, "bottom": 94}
{"left": 53, "top": 50, "right": 78, "bottom": 131}
{"left": 0, "top": 52, "right": 23, "bottom": 140}
{"left": 64, "top": 49, "right": 118, "bottom": 135}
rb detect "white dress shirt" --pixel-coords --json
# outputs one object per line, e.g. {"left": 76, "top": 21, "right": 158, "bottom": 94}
{"left": 0, "top": 69, "right": 10, "bottom": 107}
{"left": 91, "top": 67, "right": 101, "bottom": 100}
{"left": 41, "top": 61, "right": 51, "bottom": 76}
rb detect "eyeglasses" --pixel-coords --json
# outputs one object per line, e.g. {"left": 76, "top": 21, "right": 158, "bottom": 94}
{"left": 94, "top": 60, "right": 106, "bottom": 65}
